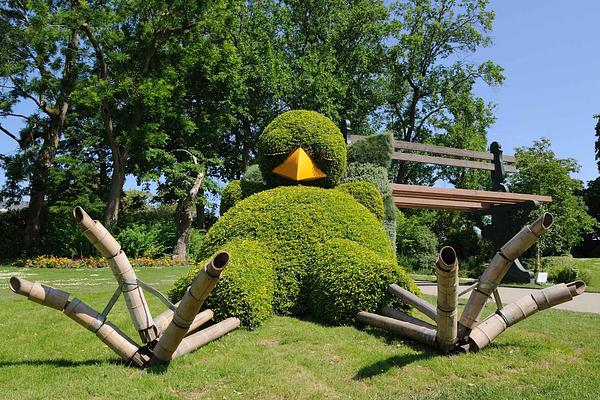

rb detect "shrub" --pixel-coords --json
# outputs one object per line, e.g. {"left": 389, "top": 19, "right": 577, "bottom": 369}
{"left": 257, "top": 110, "right": 347, "bottom": 188}
{"left": 117, "top": 222, "right": 173, "bottom": 258}
{"left": 344, "top": 162, "right": 390, "bottom": 197}
{"left": 241, "top": 164, "right": 267, "bottom": 198}
{"left": 347, "top": 132, "right": 394, "bottom": 169}
{"left": 187, "top": 228, "right": 205, "bottom": 260}
{"left": 11, "top": 256, "right": 191, "bottom": 269}
{"left": 169, "top": 239, "right": 276, "bottom": 329}
{"left": 0, "top": 209, "right": 25, "bottom": 259}
{"left": 170, "top": 185, "right": 413, "bottom": 327}
{"left": 549, "top": 265, "right": 583, "bottom": 284}
{"left": 336, "top": 181, "right": 384, "bottom": 220}
{"left": 307, "top": 238, "right": 416, "bottom": 325}
{"left": 220, "top": 180, "right": 242, "bottom": 215}
{"left": 396, "top": 211, "right": 438, "bottom": 271}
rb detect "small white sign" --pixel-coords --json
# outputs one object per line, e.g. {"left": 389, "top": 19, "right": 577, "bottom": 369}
{"left": 536, "top": 272, "right": 548, "bottom": 284}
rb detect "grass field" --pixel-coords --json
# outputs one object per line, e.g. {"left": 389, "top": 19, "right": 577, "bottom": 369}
{"left": 1, "top": 266, "right": 599, "bottom": 399}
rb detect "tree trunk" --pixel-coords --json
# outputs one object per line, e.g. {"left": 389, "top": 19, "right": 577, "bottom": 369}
{"left": 22, "top": 121, "right": 62, "bottom": 255}
{"left": 195, "top": 199, "right": 205, "bottom": 230}
{"left": 173, "top": 171, "right": 204, "bottom": 260}
{"left": 103, "top": 148, "right": 126, "bottom": 227}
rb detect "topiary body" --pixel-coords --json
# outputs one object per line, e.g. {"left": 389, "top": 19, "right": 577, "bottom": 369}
{"left": 171, "top": 110, "right": 415, "bottom": 328}
{"left": 170, "top": 186, "right": 416, "bottom": 326}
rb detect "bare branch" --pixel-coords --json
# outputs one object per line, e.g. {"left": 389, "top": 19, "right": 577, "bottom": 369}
{"left": 0, "top": 124, "right": 21, "bottom": 144}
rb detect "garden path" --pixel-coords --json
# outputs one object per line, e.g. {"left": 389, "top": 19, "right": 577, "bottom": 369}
{"left": 417, "top": 282, "right": 600, "bottom": 314}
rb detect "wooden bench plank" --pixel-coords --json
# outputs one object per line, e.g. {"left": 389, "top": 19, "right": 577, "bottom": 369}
{"left": 391, "top": 152, "right": 518, "bottom": 173}
{"left": 391, "top": 184, "right": 552, "bottom": 204}
{"left": 349, "top": 135, "right": 517, "bottom": 163}
{"left": 393, "top": 196, "right": 488, "bottom": 211}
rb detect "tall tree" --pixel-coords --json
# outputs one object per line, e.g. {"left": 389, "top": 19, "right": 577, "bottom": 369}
{"left": 384, "top": 0, "right": 504, "bottom": 183}
{"left": 78, "top": 0, "right": 208, "bottom": 226}
{"left": 508, "top": 138, "right": 597, "bottom": 256}
{"left": 0, "top": 1, "right": 82, "bottom": 254}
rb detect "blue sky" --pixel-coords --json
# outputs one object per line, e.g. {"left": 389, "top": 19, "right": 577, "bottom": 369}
{"left": 1, "top": 0, "right": 599, "bottom": 192}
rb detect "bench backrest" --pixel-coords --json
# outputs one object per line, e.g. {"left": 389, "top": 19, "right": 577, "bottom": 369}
{"left": 349, "top": 134, "right": 517, "bottom": 173}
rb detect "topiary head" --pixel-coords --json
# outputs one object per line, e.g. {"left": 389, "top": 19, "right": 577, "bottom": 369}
{"left": 257, "top": 110, "right": 347, "bottom": 188}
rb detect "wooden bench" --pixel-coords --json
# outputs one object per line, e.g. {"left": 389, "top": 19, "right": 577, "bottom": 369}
{"left": 348, "top": 134, "right": 552, "bottom": 211}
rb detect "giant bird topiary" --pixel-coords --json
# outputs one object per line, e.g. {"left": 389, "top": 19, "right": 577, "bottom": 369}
{"left": 169, "top": 110, "right": 417, "bottom": 328}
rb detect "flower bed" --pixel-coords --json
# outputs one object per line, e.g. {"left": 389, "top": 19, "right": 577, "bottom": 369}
{"left": 11, "top": 256, "right": 193, "bottom": 269}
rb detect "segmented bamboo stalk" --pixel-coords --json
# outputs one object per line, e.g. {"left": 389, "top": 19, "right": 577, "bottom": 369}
{"left": 435, "top": 246, "right": 458, "bottom": 352}
{"left": 458, "top": 213, "right": 553, "bottom": 337}
{"left": 357, "top": 311, "right": 437, "bottom": 346}
{"left": 73, "top": 206, "right": 157, "bottom": 343}
{"left": 388, "top": 283, "right": 437, "bottom": 322}
{"left": 171, "top": 317, "right": 241, "bottom": 359}
{"left": 151, "top": 252, "right": 229, "bottom": 363}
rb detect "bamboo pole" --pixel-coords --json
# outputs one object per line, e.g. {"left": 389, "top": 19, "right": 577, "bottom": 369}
{"left": 151, "top": 252, "right": 230, "bottom": 364}
{"left": 73, "top": 206, "right": 157, "bottom": 343}
{"left": 9, "top": 277, "right": 145, "bottom": 367}
{"left": 171, "top": 318, "right": 241, "bottom": 359}
{"left": 435, "top": 246, "right": 458, "bottom": 352}
{"left": 458, "top": 213, "right": 553, "bottom": 338}
{"left": 357, "top": 311, "right": 437, "bottom": 347}
{"left": 388, "top": 283, "right": 437, "bottom": 322}
{"left": 468, "top": 281, "right": 585, "bottom": 351}
{"left": 154, "top": 308, "right": 214, "bottom": 336}
{"left": 380, "top": 306, "right": 436, "bottom": 330}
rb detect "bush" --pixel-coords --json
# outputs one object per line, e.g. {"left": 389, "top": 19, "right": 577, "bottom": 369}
{"left": 396, "top": 211, "right": 438, "bottom": 271}
{"left": 220, "top": 180, "right": 242, "bottom": 215}
{"left": 549, "top": 265, "right": 578, "bottom": 284}
{"left": 344, "top": 162, "right": 390, "bottom": 197}
{"left": 0, "top": 209, "right": 25, "bottom": 259}
{"left": 187, "top": 228, "right": 205, "bottom": 260}
{"left": 170, "top": 185, "right": 414, "bottom": 327}
{"left": 347, "top": 133, "right": 394, "bottom": 169}
{"left": 257, "top": 110, "right": 347, "bottom": 188}
{"left": 241, "top": 164, "right": 267, "bottom": 198}
{"left": 336, "top": 181, "right": 384, "bottom": 220}
{"left": 169, "top": 239, "right": 276, "bottom": 329}
{"left": 307, "top": 238, "right": 416, "bottom": 325}
{"left": 11, "top": 256, "right": 191, "bottom": 269}
{"left": 117, "top": 222, "right": 174, "bottom": 258}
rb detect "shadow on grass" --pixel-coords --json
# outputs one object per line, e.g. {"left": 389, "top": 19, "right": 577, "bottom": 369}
{"left": 0, "top": 357, "right": 122, "bottom": 368}
{"left": 353, "top": 325, "right": 438, "bottom": 380}
{"left": 353, "top": 352, "right": 434, "bottom": 380}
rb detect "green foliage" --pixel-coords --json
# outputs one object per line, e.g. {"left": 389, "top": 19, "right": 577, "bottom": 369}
{"left": 11, "top": 256, "right": 190, "bottom": 269}
{"left": 336, "top": 182, "right": 384, "bottom": 221}
{"left": 0, "top": 210, "right": 25, "bottom": 259}
{"left": 508, "top": 138, "right": 598, "bottom": 255}
{"left": 170, "top": 185, "right": 411, "bottom": 327}
{"left": 187, "top": 228, "right": 206, "bottom": 260}
{"left": 347, "top": 133, "right": 394, "bottom": 169}
{"left": 385, "top": 0, "right": 504, "bottom": 184}
{"left": 169, "top": 239, "right": 276, "bottom": 329}
{"left": 307, "top": 238, "right": 416, "bottom": 325}
{"left": 344, "top": 162, "right": 391, "bottom": 197}
{"left": 240, "top": 164, "right": 267, "bottom": 198}
{"left": 220, "top": 180, "right": 242, "bottom": 215}
{"left": 396, "top": 211, "right": 438, "bottom": 271}
{"left": 548, "top": 265, "right": 582, "bottom": 285}
{"left": 257, "top": 110, "right": 347, "bottom": 188}
{"left": 116, "top": 222, "right": 174, "bottom": 259}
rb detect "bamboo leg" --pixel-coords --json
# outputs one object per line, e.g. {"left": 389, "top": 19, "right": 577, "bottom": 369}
{"left": 171, "top": 318, "right": 241, "bottom": 359}
{"left": 357, "top": 311, "right": 437, "bottom": 347}
{"left": 458, "top": 213, "right": 553, "bottom": 338}
{"left": 468, "top": 281, "right": 585, "bottom": 351}
{"left": 154, "top": 308, "right": 214, "bottom": 336}
{"left": 73, "top": 206, "right": 157, "bottom": 343}
{"left": 9, "top": 277, "right": 145, "bottom": 367}
{"left": 151, "top": 252, "right": 229, "bottom": 364}
{"left": 388, "top": 284, "right": 437, "bottom": 322}
{"left": 380, "top": 306, "right": 436, "bottom": 330}
{"left": 435, "top": 246, "right": 459, "bottom": 352}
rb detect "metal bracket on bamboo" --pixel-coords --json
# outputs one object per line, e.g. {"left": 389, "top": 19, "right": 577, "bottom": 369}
{"left": 8, "top": 206, "right": 241, "bottom": 369}
{"left": 357, "top": 213, "right": 587, "bottom": 354}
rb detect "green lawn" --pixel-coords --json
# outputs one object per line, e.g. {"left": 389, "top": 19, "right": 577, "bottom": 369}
{"left": 1, "top": 266, "right": 599, "bottom": 399}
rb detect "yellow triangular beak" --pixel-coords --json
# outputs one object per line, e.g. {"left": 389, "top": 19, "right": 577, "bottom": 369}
{"left": 272, "top": 147, "right": 326, "bottom": 181}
